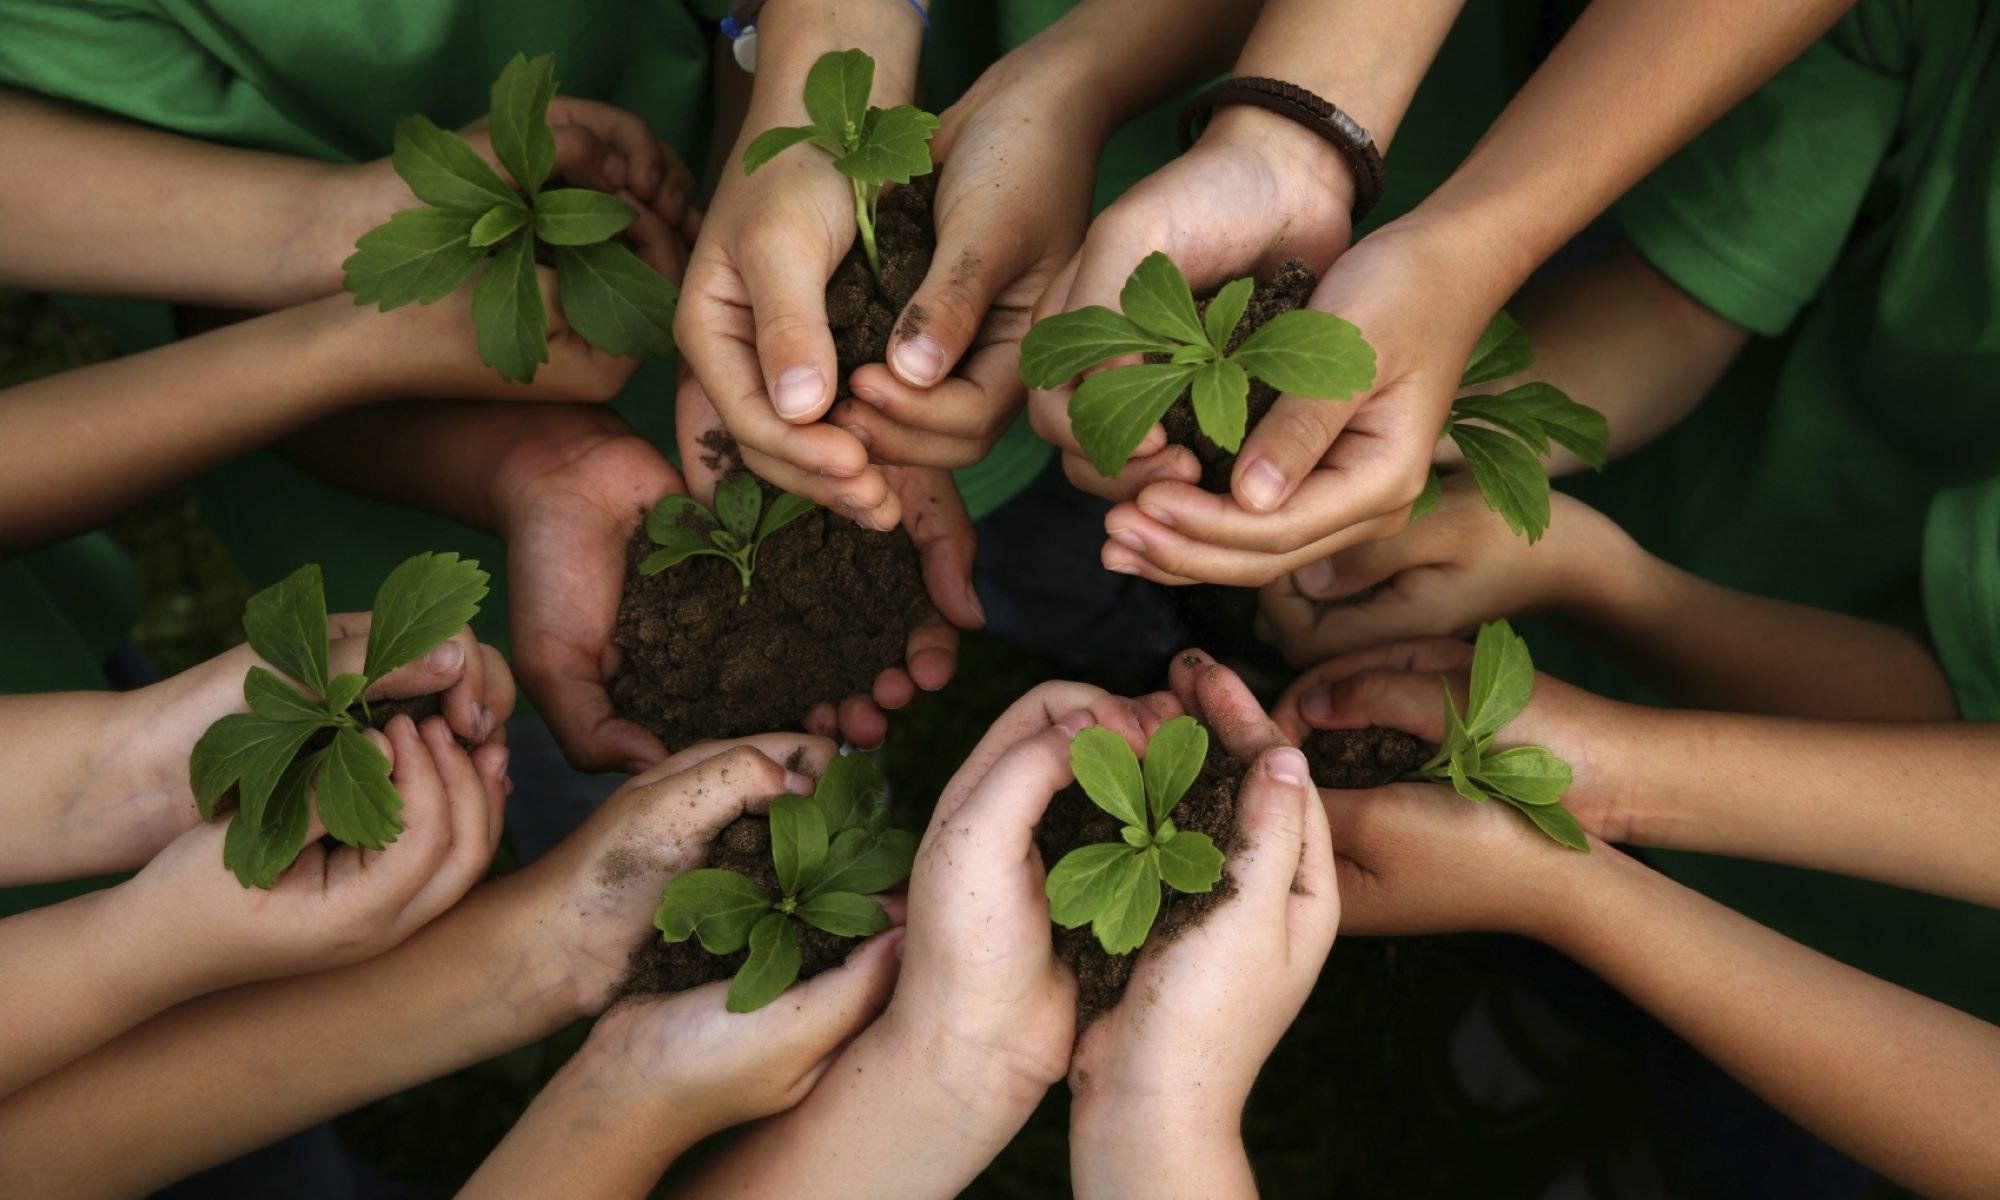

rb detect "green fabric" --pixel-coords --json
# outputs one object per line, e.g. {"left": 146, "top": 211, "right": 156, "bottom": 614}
{"left": 1559, "top": 0, "right": 2000, "bottom": 1021}
{"left": 0, "top": 535, "right": 140, "bottom": 694}
{"left": 1924, "top": 477, "right": 2000, "bottom": 721}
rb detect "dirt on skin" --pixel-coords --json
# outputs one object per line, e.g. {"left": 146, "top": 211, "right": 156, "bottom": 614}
{"left": 826, "top": 173, "right": 937, "bottom": 397}
{"left": 609, "top": 433, "right": 934, "bottom": 751}
{"left": 1302, "top": 726, "right": 1435, "bottom": 789}
{"left": 1037, "top": 742, "right": 1247, "bottom": 1028}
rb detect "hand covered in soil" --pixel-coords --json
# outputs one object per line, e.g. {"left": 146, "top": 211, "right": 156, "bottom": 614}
{"left": 1258, "top": 476, "right": 1628, "bottom": 665}
{"left": 1271, "top": 637, "right": 1638, "bottom": 843}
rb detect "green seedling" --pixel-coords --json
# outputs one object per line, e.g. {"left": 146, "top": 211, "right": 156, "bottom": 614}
{"left": 742, "top": 48, "right": 939, "bottom": 281}
{"left": 189, "top": 553, "right": 490, "bottom": 888}
{"left": 638, "top": 475, "right": 815, "bottom": 602}
{"left": 1407, "top": 620, "right": 1588, "bottom": 850}
{"left": 1044, "top": 716, "right": 1226, "bottom": 955}
{"left": 654, "top": 753, "right": 916, "bottom": 1012}
{"left": 344, "top": 53, "right": 679, "bottom": 384}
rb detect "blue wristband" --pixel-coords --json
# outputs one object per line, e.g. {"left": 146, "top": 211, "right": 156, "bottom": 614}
{"left": 903, "top": 0, "right": 930, "bottom": 36}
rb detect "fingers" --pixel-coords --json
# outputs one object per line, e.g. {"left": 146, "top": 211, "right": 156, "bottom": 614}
{"left": 740, "top": 236, "right": 841, "bottom": 425}
{"left": 1228, "top": 746, "right": 1318, "bottom": 922}
{"left": 1292, "top": 668, "right": 1455, "bottom": 744}
{"left": 897, "top": 467, "right": 984, "bottom": 631}
{"left": 839, "top": 341, "right": 1022, "bottom": 468}
{"left": 887, "top": 235, "right": 1013, "bottom": 390}
{"left": 673, "top": 372, "right": 880, "bottom": 516}
{"left": 516, "top": 636, "right": 668, "bottom": 774}
{"left": 628, "top": 733, "right": 833, "bottom": 794}
{"left": 930, "top": 684, "right": 1142, "bottom": 830}
{"left": 360, "top": 715, "right": 450, "bottom": 894}
{"left": 1289, "top": 764, "right": 1340, "bottom": 960}
{"left": 758, "top": 927, "right": 902, "bottom": 1061}
{"left": 1166, "top": 649, "right": 1287, "bottom": 761}
{"left": 836, "top": 694, "right": 889, "bottom": 751}
{"left": 339, "top": 624, "right": 474, "bottom": 710}
{"left": 620, "top": 744, "right": 797, "bottom": 844}
{"left": 394, "top": 717, "right": 503, "bottom": 924}
{"left": 547, "top": 97, "right": 668, "bottom": 198}
{"left": 942, "top": 721, "right": 1089, "bottom": 860}
{"left": 1232, "top": 392, "right": 1355, "bottom": 514}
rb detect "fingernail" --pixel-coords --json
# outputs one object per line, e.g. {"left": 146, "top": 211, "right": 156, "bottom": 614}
{"left": 1296, "top": 558, "right": 1336, "bottom": 596}
{"left": 1138, "top": 503, "right": 1175, "bottom": 529}
{"left": 625, "top": 760, "right": 651, "bottom": 776}
{"left": 851, "top": 383, "right": 885, "bottom": 407}
{"left": 1057, "top": 708, "right": 1095, "bottom": 737}
{"left": 1265, "top": 746, "right": 1311, "bottom": 788}
{"left": 892, "top": 334, "right": 946, "bottom": 387}
{"left": 1239, "top": 458, "right": 1288, "bottom": 512}
{"left": 503, "top": 772, "right": 516, "bottom": 795}
{"left": 774, "top": 366, "right": 826, "bottom": 418}
{"left": 1106, "top": 556, "right": 1141, "bottom": 576}
{"left": 864, "top": 509, "right": 896, "bottom": 532}
{"left": 425, "top": 641, "right": 465, "bottom": 672}
{"left": 783, "top": 770, "right": 816, "bottom": 795}
{"left": 968, "top": 589, "right": 987, "bottom": 625}
{"left": 842, "top": 423, "right": 873, "bottom": 449}
{"left": 478, "top": 706, "right": 496, "bottom": 739}
{"left": 1300, "top": 686, "right": 1334, "bottom": 724}
{"left": 604, "top": 155, "right": 629, "bottom": 189}
{"left": 1108, "top": 526, "right": 1147, "bottom": 554}
{"left": 492, "top": 747, "right": 512, "bottom": 777}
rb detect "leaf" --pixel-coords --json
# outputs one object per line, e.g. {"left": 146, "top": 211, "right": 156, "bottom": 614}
{"left": 243, "top": 563, "right": 330, "bottom": 696}
{"left": 1465, "top": 619, "right": 1535, "bottom": 742}
{"left": 1119, "top": 252, "right": 1207, "bottom": 346}
{"left": 797, "top": 891, "right": 891, "bottom": 938}
{"left": 488, "top": 52, "right": 558, "bottom": 195}
{"left": 468, "top": 202, "right": 531, "bottom": 248}
{"left": 758, "top": 491, "right": 816, "bottom": 541}
{"left": 769, "top": 793, "right": 829, "bottom": 896}
{"left": 1233, "top": 309, "right": 1376, "bottom": 400}
{"left": 1445, "top": 750, "right": 1489, "bottom": 806}
{"left": 1188, "top": 359, "right": 1250, "bottom": 453}
{"left": 813, "top": 752, "right": 885, "bottom": 836}
{"left": 533, "top": 188, "right": 637, "bottom": 246}
{"left": 714, "top": 475, "right": 763, "bottom": 542}
{"left": 837, "top": 104, "right": 939, "bottom": 186}
{"left": 655, "top": 868, "right": 771, "bottom": 953}
{"left": 810, "top": 827, "right": 916, "bottom": 898}
{"left": 1514, "top": 799, "right": 1590, "bottom": 851}
{"left": 1045, "top": 843, "right": 1136, "bottom": 928}
{"left": 343, "top": 207, "right": 486, "bottom": 310}
{"left": 323, "top": 673, "right": 367, "bottom": 715}
{"left": 728, "top": 912, "right": 804, "bottom": 1012}
{"left": 1068, "top": 362, "right": 1196, "bottom": 478}
{"left": 222, "top": 748, "right": 321, "bottom": 889}
{"left": 1460, "top": 310, "right": 1533, "bottom": 389}
{"left": 1069, "top": 726, "right": 1146, "bottom": 829}
{"left": 742, "top": 124, "right": 819, "bottom": 174}
{"left": 317, "top": 727, "right": 405, "bottom": 850}
{"left": 1155, "top": 831, "right": 1224, "bottom": 894}
{"left": 1203, "top": 277, "right": 1255, "bottom": 353}
{"left": 392, "top": 114, "right": 520, "bottom": 213}
{"left": 1475, "top": 746, "right": 1572, "bottom": 807}
{"left": 1092, "top": 851, "right": 1163, "bottom": 955}
{"left": 189, "top": 713, "right": 322, "bottom": 825}
{"left": 804, "top": 48, "right": 873, "bottom": 143}
{"left": 1121, "top": 826, "right": 1150, "bottom": 848}
{"left": 1018, "top": 307, "right": 1177, "bottom": 389}
{"left": 1449, "top": 395, "right": 1550, "bottom": 455}
{"left": 1491, "top": 382, "right": 1609, "bottom": 471}
{"left": 243, "top": 665, "right": 334, "bottom": 726}
{"left": 473, "top": 232, "right": 549, "bottom": 383}
{"left": 1141, "top": 715, "right": 1207, "bottom": 828}
{"left": 1450, "top": 423, "right": 1552, "bottom": 543}
{"left": 553, "top": 240, "right": 679, "bottom": 360}
{"left": 1410, "top": 470, "right": 1443, "bottom": 521}
{"left": 640, "top": 545, "right": 728, "bottom": 575}
{"left": 1169, "top": 343, "right": 1215, "bottom": 366}
{"left": 362, "top": 551, "right": 490, "bottom": 684}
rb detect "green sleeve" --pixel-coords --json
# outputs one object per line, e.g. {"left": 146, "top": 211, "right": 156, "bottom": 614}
{"left": 1617, "top": 3, "right": 1909, "bottom": 336}
{"left": 1923, "top": 477, "right": 2000, "bottom": 721}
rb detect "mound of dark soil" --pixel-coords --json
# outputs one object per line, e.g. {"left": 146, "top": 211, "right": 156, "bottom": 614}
{"left": 1302, "top": 726, "right": 1434, "bottom": 790}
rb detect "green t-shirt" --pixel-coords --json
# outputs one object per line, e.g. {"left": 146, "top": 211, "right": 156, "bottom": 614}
{"left": 1561, "top": 0, "right": 2000, "bottom": 1019}
{"left": 1925, "top": 477, "right": 2000, "bottom": 721}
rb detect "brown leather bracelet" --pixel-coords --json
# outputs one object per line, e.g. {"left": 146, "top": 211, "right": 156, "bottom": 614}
{"left": 1178, "top": 77, "right": 1385, "bottom": 224}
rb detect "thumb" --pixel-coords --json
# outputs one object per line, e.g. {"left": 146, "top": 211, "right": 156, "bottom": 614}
{"left": 757, "top": 928, "right": 903, "bottom": 1061}
{"left": 1297, "top": 668, "right": 1454, "bottom": 744}
{"left": 330, "top": 627, "right": 473, "bottom": 702}
{"left": 1228, "top": 746, "right": 1317, "bottom": 921}
{"left": 887, "top": 223, "right": 1017, "bottom": 389}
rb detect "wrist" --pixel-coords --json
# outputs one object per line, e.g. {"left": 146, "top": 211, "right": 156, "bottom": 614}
{"left": 281, "top": 160, "right": 388, "bottom": 306}
{"left": 867, "top": 1005, "right": 1059, "bottom": 1141}
{"left": 1071, "top": 1098, "right": 1247, "bottom": 1200}
{"left": 750, "top": 0, "right": 923, "bottom": 117}
{"left": 1545, "top": 504, "right": 1649, "bottom": 625}
{"left": 1202, "top": 104, "right": 1359, "bottom": 220}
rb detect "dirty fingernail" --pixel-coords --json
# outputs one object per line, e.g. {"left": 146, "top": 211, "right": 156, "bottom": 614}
{"left": 892, "top": 334, "right": 946, "bottom": 387}
{"left": 478, "top": 706, "right": 497, "bottom": 739}
{"left": 425, "top": 641, "right": 465, "bottom": 672}
{"left": 1056, "top": 708, "right": 1095, "bottom": 737}
{"left": 1296, "top": 558, "right": 1336, "bottom": 596}
{"left": 1265, "top": 746, "right": 1311, "bottom": 788}
{"left": 1239, "top": 458, "right": 1288, "bottom": 512}
{"left": 774, "top": 366, "right": 826, "bottom": 418}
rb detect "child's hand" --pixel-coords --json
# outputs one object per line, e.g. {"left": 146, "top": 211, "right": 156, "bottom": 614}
{"left": 129, "top": 714, "right": 507, "bottom": 988}
{"left": 1257, "top": 475, "right": 1632, "bottom": 665}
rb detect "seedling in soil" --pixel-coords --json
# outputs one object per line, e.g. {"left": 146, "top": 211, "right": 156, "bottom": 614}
{"left": 638, "top": 475, "right": 816, "bottom": 602}
{"left": 654, "top": 754, "right": 916, "bottom": 1012}
{"left": 1044, "top": 716, "right": 1226, "bottom": 955}
{"left": 189, "top": 552, "right": 490, "bottom": 889}
{"left": 1408, "top": 620, "right": 1588, "bottom": 850}
{"left": 344, "top": 53, "right": 680, "bottom": 383}
{"left": 742, "top": 48, "right": 939, "bottom": 282}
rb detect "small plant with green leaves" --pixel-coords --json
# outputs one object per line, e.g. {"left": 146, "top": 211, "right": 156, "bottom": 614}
{"left": 741, "top": 48, "right": 939, "bottom": 282}
{"left": 638, "top": 476, "right": 816, "bottom": 602}
{"left": 1407, "top": 620, "right": 1587, "bottom": 851}
{"left": 654, "top": 754, "right": 916, "bottom": 1012}
{"left": 344, "top": 53, "right": 679, "bottom": 384}
{"left": 190, "top": 553, "right": 490, "bottom": 889}
{"left": 1044, "top": 716, "right": 1226, "bottom": 955}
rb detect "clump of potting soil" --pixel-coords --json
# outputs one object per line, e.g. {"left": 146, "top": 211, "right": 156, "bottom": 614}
{"left": 827, "top": 172, "right": 937, "bottom": 396}
{"left": 1302, "top": 726, "right": 1434, "bottom": 790}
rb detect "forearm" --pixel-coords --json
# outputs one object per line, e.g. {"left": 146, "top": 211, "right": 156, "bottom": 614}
{"left": 1550, "top": 852, "right": 2000, "bottom": 1199}
{"left": 1027, "top": 0, "right": 1263, "bottom": 141}
{"left": 1071, "top": 1104, "right": 1253, "bottom": 1200}
{"left": 0, "top": 692, "right": 140, "bottom": 885}
{"left": 1233, "top": 0, "right": 1464, "bottom": 153}
{"left": 463, "top": 1043, "right": 694, "bottom": 1200}
{"left": 0, "top": 872, "right": 578, "bottom": 1197}
{"left": 750, "top": 0, "right": 928, "bottom": 120}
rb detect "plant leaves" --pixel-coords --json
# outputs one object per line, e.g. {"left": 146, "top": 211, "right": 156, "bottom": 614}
{"left": 317, "top": 727, "right": 404, "bottom": 850}
{"left": 714, "top": 475, "right": 763, "bottom": 542}
{"left": 1445, "top": 750, "right": 1489, "bottom": 806}
{"left": 797, "top": 891, "right": 891, "bottom": 938}
{"left": 1513, "top": 799, "right": 1590, "bottom": 851}
{"left": 392, "top": 114, "right": 520, "bottom": 213}
{"left": 189, "top": 713, "right": 322, "bottom": 825}
{"left": 488, "top": 52, "right": 557, "bottom": 195}
{"left": 810, "top": 827, "right": 916, "bottom": 898}
{"left": 728, "top": 912, "right": 804, "bottom": 1012}
{"left": 243, "top": 563, "right": 331, "bottom": 696}
{"left": 244, "top": 666, "right": 334, "bottom": 726}
{"left": 1069, "top": 725, "right": 1146, "bottom": 829}
{"left": 222, "top": 747, "right": 322, "bottom": 889}
{"left": 533, "top": 188, "right": 636, "bottom": 246}
{"left": 323, "top": 673, "right": 367, "bottom": 715}
{"left": 1119, "top": 252, "right": 1207, "bottom": 346}
{"left": 1410, "top": 470, "right": 1443, "bottom": 521}
{"left": 655, "top": 868, "right": 772, "bottom": 952}
{"left": 1475, "top": 746, "right": 1572, "bottom": 807}
{"left": 1232, "top": 309, "right": 1376, "bottom": 400}
{"left": 1491, "top": 382, "right": 1609, "bottom": 471}
{"left": 742, "top": 124, "right": 819, "bottom": 174}
{"left": 1449, "top": 395, "right": 1550, "bottom": 456}
{"left": 1045, "top": 842, "right": 1135, "bottom": 928}
{"left": 343, "top": 207, "right": 486, "bottom": 310}
{"left": 468, "top": 202, "right": 531, "bottom": 248}
{"left": 1092, "top": 850, "right": 1163, "bottom": 955}
{"left": 1465, "top": 619, "right": 1535, "bottom": 742}
{"left": 804, "top": 48, "right": 873, "bottom": 143}
{"left": 1188, "top": 359, "right": 1250, "bottom": 453}
{"left": 1069, "top": 362, "right": 1196, "bottom": 478}
{"left": 758, "top": 491, "right": 816, "bottom": 541}
{"left": 1155, "top": 831, "right": 1224, "bottom": 894}
{"left": 640, "top": 545, "right": 729, "bottom": 575}
{"left": 553, "top": 240, "right": 679, "bottom": 360}
{"left": 1141, "top": 715, "right": 1207, "bottom": 828}
{"left": 362, "top": 551, "right": 490, "bottom": 684}
{"left": 473, "top": 232, "right": 548, "bottom": 384}
{"left": 1018, "top": 307, "right": 1177, "bottom": 389}
{"left": 1460, "top": 310, "right": 1533, "bottom": 388}
{"left": 813, "top": 752, "right": 885, "bottom": 836}
{"left": 1203, "top": 277, "right": 1255, "bottom": 353}
{"left": 837, "top": 104, "right": 939, "bottom": 186}
{"left": 769, "top": 792, "right": 829, "bottom": 896}
{"left": 1450, "top": 423, "right": 1552, "bottom": 543}
{"left": 1121, "top": 826, "right": 1150, "bottom": 848}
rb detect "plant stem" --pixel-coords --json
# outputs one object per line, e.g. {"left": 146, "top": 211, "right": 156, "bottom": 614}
{"left": 733, "top": 553, "right": 755, "bottom": 604}
{"left": 852, "top": 178, "right": 882, "bottom": 281}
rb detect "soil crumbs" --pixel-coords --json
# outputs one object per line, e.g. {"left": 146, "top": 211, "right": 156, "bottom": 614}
{"left": 827, "top": 173, "right": 936, "bottom": 395}
{"left": 1302, "top": 726, "right": 1435, "bottom": 789}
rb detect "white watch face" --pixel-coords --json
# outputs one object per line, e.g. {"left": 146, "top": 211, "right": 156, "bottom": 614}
{"left": 733, "top": 26, "right": 759, "bottom": 73}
